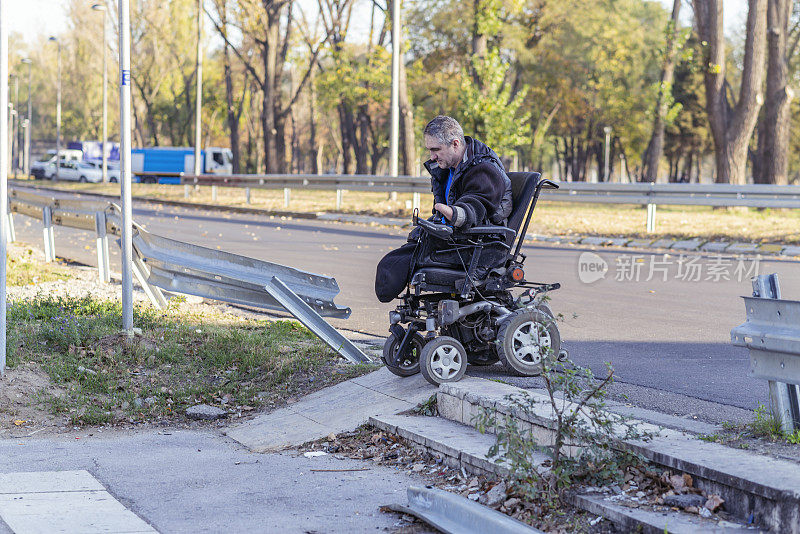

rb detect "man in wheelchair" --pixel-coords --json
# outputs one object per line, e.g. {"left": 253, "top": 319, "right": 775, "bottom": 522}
{"left": 375, "top": 116, "right": 563, "bottom": 386}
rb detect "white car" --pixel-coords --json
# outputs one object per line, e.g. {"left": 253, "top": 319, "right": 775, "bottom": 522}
{"left": 55, "top": 161, "right": 104, "bottom": 183}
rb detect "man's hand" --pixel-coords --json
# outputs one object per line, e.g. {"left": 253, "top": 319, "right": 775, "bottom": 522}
{"left": 434, "top": 203, "right": 454, "bottom": 221}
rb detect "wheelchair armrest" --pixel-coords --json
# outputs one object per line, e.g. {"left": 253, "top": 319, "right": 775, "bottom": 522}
{"left": 415, "top": 217, "right": 454, "bottom": 240}
{"left": 461, "top": 225, "right": 516, "bottom": 241}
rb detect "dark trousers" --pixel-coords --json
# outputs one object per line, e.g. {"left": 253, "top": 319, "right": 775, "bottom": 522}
{"left": 375, "top": 242, "right": 418, "bottom": 303}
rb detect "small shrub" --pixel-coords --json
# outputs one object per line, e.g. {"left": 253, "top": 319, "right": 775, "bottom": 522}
{"left": 749, "top": 403, "right": 784, "bottom": 441}
{"left": 474, "top": 359, "right": 654, "bottom": 508}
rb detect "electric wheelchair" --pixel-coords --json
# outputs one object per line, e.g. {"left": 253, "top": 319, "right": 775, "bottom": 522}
{"left": 382, "top": 172, "right": 564, "bottom": 386}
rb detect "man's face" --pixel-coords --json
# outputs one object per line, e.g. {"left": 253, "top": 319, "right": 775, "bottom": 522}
{"left": 425, "top": 135, "right": 461, "bottom": 169}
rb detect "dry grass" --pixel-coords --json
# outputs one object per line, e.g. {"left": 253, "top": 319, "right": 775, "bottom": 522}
{"left": 26, "top": 180, "right": 800, "bottom": 244}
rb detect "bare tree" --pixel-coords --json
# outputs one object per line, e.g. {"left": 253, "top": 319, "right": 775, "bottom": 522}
{"left": 642, "top": 0, "right": 682, "bottom": 183}
{"left": 692, "top": 0, "right": 768, "bottom": 184}
{"left": 207, "top": 0, "right": 327, "bottom": 173}
{"left": 754, "top": 0, "right": 797, "bottom": 184}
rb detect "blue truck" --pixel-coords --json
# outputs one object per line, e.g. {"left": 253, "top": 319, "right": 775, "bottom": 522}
{"left": 67, "top": 141, "right": 120, "bottom": 165}
{"left": 131, "top": 147, "right": 233, "bottom": 184}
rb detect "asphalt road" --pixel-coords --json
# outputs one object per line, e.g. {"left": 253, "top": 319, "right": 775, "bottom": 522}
{"left": 11, "top": 195, "right": 800, "bottom": 412}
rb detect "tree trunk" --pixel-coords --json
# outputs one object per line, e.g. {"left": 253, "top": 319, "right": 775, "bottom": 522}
{"left": 356, "top": 106, "right": 370, "bottom": 174}
{"left": 693, "top": 0, "right": 768, "bottom": 184}
{"left": 470, "top": 0, "right": 488, "bottom": 89}
{"left": 223, "top": 42, "right": 241, "bottom": 174}
{"left": 262, "top": 7, "right": 281, "bottom": 174}
{"left": 275, "top": 110, "right": 289, "bottom": 174}
{"left": 399, "top": 55, "right": 416, "bottom": 175}
{"left": 338, "top": 103, "right": 357, "bottom": 174}
{"left": 643, "top": 0, "right": 682, "bottom": 182}
{"left": 309, "top": 67, "right": 320, "bottom": 174}
{"left": 755, "top": 0, "right": 792, "bottom": 184}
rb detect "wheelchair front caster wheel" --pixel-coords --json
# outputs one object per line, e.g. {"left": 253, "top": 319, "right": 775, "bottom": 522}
{"left": 420, "top": 336, "right": 467, "bottom": 386}
{"left": 382, "top": 332, "right": 424, "bottom": 377}
{"left": 497, "top": 309, "right": 561, "bottom": 377}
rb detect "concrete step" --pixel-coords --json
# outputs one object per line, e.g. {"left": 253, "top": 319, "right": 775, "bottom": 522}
{"left": 566, "top": 493, "right": 758, "bottom": 534}
{"left": 437, "top": 377, "right": 800, "bottom": 534}
{"left": 368, "top": 413, "right": 519, "bottom": 476}
{"left": 370, "top": 413, "right": 753, "bottom": 533}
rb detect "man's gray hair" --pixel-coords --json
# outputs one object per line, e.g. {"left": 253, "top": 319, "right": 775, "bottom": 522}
{"left": 423, "top": 115, "right": 465, "bottom": 146}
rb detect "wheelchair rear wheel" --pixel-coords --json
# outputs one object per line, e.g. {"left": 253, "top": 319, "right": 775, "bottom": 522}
{"left": 382, "top": 332, "right": 425, "bottom": 377}
{"left": 497, "top": 309, "right": 560, "bottom": 376}
{"left": 420, "top": 336, "right": 468, "bottom": 386}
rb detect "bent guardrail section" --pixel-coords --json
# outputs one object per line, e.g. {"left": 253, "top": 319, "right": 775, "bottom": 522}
{"left": 127, "top": 223, "right": 351, "bottom": 319}
{"left": 6, "top": 186, "right": 369, "bottom": 364}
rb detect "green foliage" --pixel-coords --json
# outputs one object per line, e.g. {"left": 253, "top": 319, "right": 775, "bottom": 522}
{"left": 749, "top": 403, "right": 785, "bottom": 441}
{"left": 473, "top": 360, "right": 653, "bottom": 506}
{"left": 459, "top": 50, "right": 531, "bottom": 156}
{"left": 316, "top": 45, "right": 391, "bottom": 112}
{"left": 413, "top": 395, "right": 439, "bottom": 416}
{"left": 786, "top": 430, "right": 800, "bottom": 445}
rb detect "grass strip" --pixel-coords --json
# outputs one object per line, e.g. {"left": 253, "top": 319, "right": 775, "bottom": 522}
{"left": 6, "top": 295, "right": 376, "bottom": 426}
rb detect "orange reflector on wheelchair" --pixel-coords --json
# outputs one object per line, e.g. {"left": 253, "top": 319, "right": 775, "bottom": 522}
{"left": 511, "top": 267, "right": 525, "bottom": 281}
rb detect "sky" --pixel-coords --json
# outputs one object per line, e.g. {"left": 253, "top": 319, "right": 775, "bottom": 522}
{"left": 10, "top": 0, "right": 750, "bottom": 45}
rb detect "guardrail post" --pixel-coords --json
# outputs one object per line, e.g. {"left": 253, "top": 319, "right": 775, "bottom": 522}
{"left": 5, "top": 205, "right": 14, "bottom": 243}
{"left": 751, "top": 274, "right": 800, "bottom": 432}
{"left": 212, "top": 185, "right": 217, "bottom": 202}
{"left": 41, "top": 206, "right": 55, "bottom": 262}
{"left": 336, "top": 189, "right": 342, "bottom": 210}
{"left": 94, "top": 211, "right": 110, "bottom": 283}
{"left": 646, "top": 203, "right": 656, "bottom": 233}
{"left": 245, "top": 187, "right": 251, "bottom": 204}
{"left": 130, "top": 255, "right": 167, "bottom": 309}
{"left": 184, "top": 184, "right": 190, "bottom": 199}
{"left": 412, "top": 192, "right": 421, "bottom": 212}
{"left": 284, "top": 187, "right": 290, "bottom": 208}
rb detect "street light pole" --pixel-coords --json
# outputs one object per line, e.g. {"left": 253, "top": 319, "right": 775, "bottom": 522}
{"left": 603, "top": 126, "right": 612, "bottom": 183}
{"left": 1, "top": 0, "right": 9, "bottom": 375}
{"left": 10, "top": 73, "right": 17, "bottom": 178}
{"left": 92, "top": 4, "right": 108, "bottom": 183}
{"left": 194, "top": 0, "right": 202, "bottom": 179}
{"left": 389, "top": 0, "right": 400, "bottom": 200}
{"left": 48, "top": 36, "right": 61, "bottom": 181}
{"left": 20, "top": 58, "right": 31, "bottom": 178}
{"left": 118, "top": 0, "right": 134, "bottom": 331}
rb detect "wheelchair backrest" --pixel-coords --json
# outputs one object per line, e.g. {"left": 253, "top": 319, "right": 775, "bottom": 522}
{"left": 506, "top": 171, "right": 541, "bottom": 236}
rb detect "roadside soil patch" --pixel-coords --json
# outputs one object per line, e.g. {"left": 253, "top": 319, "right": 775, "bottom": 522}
{"left": 1, "top": 242, "right": 377, "bottom": 436}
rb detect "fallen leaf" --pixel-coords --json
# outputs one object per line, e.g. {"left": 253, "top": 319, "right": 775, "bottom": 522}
{"left": 705, "top": 494, "right": 724, "bottom": 512}
{"left": 13, "top": 420, "right": 25, "bottom": 426}
{"left": 668, "top": 474, "right": 686, "bottom": 493}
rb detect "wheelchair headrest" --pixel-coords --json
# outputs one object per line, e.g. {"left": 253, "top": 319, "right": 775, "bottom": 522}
{"left": 506, "top": 171, "right": 541, "bottom": 233}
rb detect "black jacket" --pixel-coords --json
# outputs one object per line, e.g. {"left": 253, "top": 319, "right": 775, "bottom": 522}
{"left": 423, "top": 137, "right": 512, "bottom": 229}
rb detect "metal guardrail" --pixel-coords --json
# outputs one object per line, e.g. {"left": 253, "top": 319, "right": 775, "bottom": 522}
{"left": 731, "top": 274, "right": 800, "bottom": 432}
{"left": 177, "top": 174, "right": 800, "bottom": 232}
{"left": 388, "top": 486, "right": 541, "bottom": 534}
{"left": 7, "top": 186, "right": 370, "bottom": 364}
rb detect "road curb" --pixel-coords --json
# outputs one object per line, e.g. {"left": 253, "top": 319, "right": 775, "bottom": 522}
{"left": 369, "top": 413, "right": 753, "bottom": 533}
{"left": 438, "top": 377, "right": 800, "bottom": 534}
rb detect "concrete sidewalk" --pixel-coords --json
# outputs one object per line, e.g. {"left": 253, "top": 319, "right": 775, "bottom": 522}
{"left": 0, "top": 428, "right": 433, "bottom": 533}
{"left": 0, "top": 471, "right": 156, "bottom": 534}
{"left": 225, "top": 367, "right": 435, "bottom": 451}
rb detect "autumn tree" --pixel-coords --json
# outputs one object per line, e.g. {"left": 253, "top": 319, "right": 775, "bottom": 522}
{"left": 691, "top": 0, "right": 767, "bottom": 184}
{"left": 753, "top": 0, "right": 798, "bottom": 184}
